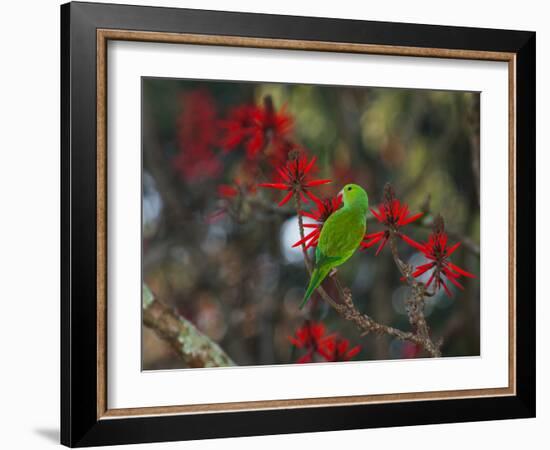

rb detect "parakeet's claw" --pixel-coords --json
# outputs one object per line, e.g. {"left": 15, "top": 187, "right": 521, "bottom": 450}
{"left": 329, "top": 268, "right": 338, "bottom": 277}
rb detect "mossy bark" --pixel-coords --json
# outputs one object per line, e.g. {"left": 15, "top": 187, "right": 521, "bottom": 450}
{"left": 143, "top": 284, "right": 235, "bottom": 368}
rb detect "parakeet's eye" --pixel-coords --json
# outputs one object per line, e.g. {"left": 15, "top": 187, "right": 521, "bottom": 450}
{"left": 347, "top": 186, "right": 352, "bottom": 191}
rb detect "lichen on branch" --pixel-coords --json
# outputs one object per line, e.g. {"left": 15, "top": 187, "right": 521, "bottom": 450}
{"left": 142, "top": 284, "right": 235, "bottom": 368}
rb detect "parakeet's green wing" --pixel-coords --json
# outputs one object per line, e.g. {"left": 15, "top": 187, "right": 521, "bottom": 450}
{"left": 300, "top": 208, "right": 366, "bottom": 309}
{"left": 314, "top": 244, "right": 345, "bottom": 269}
{"left": 317, "top": 208, "right": 366, "bottom": 262}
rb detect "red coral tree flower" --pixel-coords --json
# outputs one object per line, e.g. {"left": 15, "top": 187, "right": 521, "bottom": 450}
{"left": 292, "top": 194, "right": 343, "bottom": 249}
{"left": 258, "top": 152, "right": 331, "bottom": 207}
{"left": 288, "top": 321, "right": 333, "bottom": 363}
{"left": 219, "top": 105, "right": 257, "bottom": 153}
{"left": 361, "top": 183, "right": 423, "bottom": 255}
{"left": 323, "top": 336, "right": 361, "bottom": 362}
{"left": 248, "top": 96, "right": 293, "bottom": 160}
{"left": 173, "top": 89, "right": 222, "bottom": 181}
{"left": 220, "top": 96, "right": 293, "bottom": 162}
{"left": 403, "top": 216, "right": 475, "bottom": 297}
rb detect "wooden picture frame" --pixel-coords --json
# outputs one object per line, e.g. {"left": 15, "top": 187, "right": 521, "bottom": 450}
{"left": 61, "top": 1, "right": 535, "bottom": 446}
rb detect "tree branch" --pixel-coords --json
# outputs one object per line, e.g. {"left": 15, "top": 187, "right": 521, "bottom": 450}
{"left": 142, "top": 284, "right": 235, "bottom": 368}
{"left": 388, "top": 233, "right": 441, "bottom": 357}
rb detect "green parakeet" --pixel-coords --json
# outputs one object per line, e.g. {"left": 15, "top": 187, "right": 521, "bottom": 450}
{"left": 300, "top": 183, "right": 368, "bottom": 309}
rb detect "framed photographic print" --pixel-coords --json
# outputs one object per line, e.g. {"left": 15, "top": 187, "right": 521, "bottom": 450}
{"left": 60, "top": 1, "right": 536, "bottom": 447}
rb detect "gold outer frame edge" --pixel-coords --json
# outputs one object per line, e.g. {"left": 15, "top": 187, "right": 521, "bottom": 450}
{"left": 96, "top": 29, "right": 517, "bottom": 420}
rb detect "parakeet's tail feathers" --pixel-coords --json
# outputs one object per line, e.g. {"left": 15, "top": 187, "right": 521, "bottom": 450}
{"left": 300, "top": 266, "right": 331, "bottom": 309}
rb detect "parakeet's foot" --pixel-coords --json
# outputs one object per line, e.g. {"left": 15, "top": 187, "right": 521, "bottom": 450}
{"left": 329, "top": 268, "right": 338, "bottom": 277}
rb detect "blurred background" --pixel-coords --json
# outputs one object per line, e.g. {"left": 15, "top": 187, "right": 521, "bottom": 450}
{"left": 142, "top": 77, "right": 480, "bottom": 370}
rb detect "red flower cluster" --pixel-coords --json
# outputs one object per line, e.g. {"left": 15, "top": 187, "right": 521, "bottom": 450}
{"left": 288, "top": 321, "right": 361, "bottom": 363}
{"left": 292, "top": 195, "right": 342, "bottom": 249}
{"left": 220, "top": 96, "right": 293, "bottom": 163}
{"left": 288, "top": 321, "right": 332, "bottom": 363}
{"left": 215, "top": 95, "right": 314, "bottom": 203}
{"left": 323, "top": 336, "right": 361, "bottom": 362}
{"left": 173, "top": 90, "right": 222, "bottom": 181}
{"left": 219, "top": 105, "right": 257, "bottom": 153}
{"left": 402, "top": 217, "right": 475, "bottom": 297}
{"left": 362, "top": 184, "right": 423, "bottom": 255}
{"left": 171, "top": 90, "right": 301, "bottom": 200}
{"left": 258, "top": 154, "right": 331, "bottom": 206}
